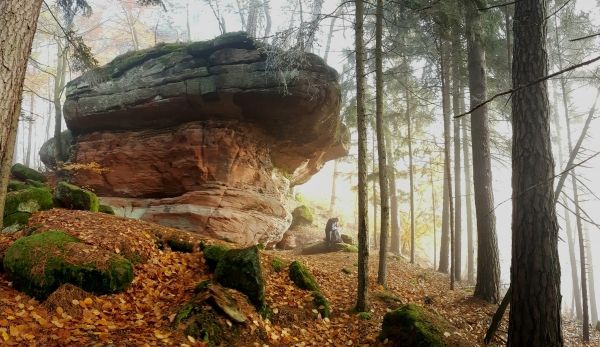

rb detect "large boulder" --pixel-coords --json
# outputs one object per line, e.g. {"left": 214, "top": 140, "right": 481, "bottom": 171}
{"left": 3, "top": 187, "right": 53, "bottom": 227}
{"left": 379, "top": 304, "right": 474, "bottom": 347}
{"left": 39, "top": 130, "right": 73, "bottom": 170}
{"left": 44, "top": 32, "right": 348, "bottom": 247}
{"left": 54, "top": 181, "right": 100, "bottom": 212}
{"left": 3, "top": 230, "right": 133, "bottom": 299}
{"left": 10, "top": 164, "right": 46, "bottom": 183}
{"left": 214, "top": 246, "right": 265, "bottom": 308}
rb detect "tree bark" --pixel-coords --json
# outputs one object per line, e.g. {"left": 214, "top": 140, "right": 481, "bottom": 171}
{"left": 246, "top": 0, "right": 260, "bottom": 38}
{"left": 508, "top": 0, "right": 563, "bottom": 345}
{"left": 25, "top": 93, "right": 34, "bottom": 168}
{"left": 0, "top": 0, "right": 44, "bottom": 229}
{"left": 430, "top": 157, "right": 437, "bottom": 269}
{"left": 438, "top": 37, "right": 451, "bottom": 274}
{"left": 550, "top": 81, "right": 583, "bottom": 319}
{"left": 451, "top": 28, "right": 462, "bottom": 281}
{"left": 354, "top": 0, "right": 369, "bottom": 313}
{"left": 586, "top": 226, "right": 598, "bottom": 327}
{"left": 375, "top": 0, "right": 389, "bottom": 285}
{"left": 465, "top": 0, "right": 500, "bottom": 304}
{"left": 387, "top": 126, "right": 400, "bottom": 255}
{"left": 53, "top": 38, "right": 68, "bottom": 164}
{"left": 372, "top": 133, "right": 378, "bottom": 250}
{"left": 407, "top": 88, "right": 415, "bottom": 264}
{"left": 262, "top": 0, "right": 271, "bottom": 38}
{"left": 462, "top": 114, "right": 475, "bottom": 283}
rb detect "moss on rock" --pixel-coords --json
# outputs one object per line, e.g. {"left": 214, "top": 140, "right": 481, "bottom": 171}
{"left": 7, "top": 180, "right": 30, "bottom": 192}
{"left": 214, "top": 246, "right": 265, "bottom": 308}
{"left": 301, "top": 241, "right": 358, "bottom": 255}
{"left": 291, "top": 205, "right": 313, "bottom": 226}
{"left": 54, "top": 181, "right": 99, "bottom": 212}
{"left": 202, "top": 243, "right": 230, "bottom": 271}
{"left": 98, "top": 204, "right": 115, "bottom": 215}
{"left": 3, "top": 230, "right": 133, "bottom": 299}
{"left": 167, "top": 238, "right": 195, "bottom": 253}
{"left": 289, "top": 260, "right": 320, "bottom": 291}
{"left": 312, "top": 291, "right": 331, "bottom": 318}
{"left": 379, "top": 304, "right": 445, "bottom": 347}
{"left": 271, "top": 257, "right": 284, "bottom": 272}
{"left": 3, "top": 187, "right": 54, "bottom": 227}
{"left": 11, "top": 164, "right": 46, "bottom": 183}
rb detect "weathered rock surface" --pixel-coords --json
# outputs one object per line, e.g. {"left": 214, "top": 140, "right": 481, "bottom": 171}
{"left": 47, "top": 32, "right": 347, "bottom": 246}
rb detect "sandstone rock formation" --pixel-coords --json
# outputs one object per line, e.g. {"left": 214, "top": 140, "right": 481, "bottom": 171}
{"left": 44, "top": 32, "right": 347, "bottom": 246}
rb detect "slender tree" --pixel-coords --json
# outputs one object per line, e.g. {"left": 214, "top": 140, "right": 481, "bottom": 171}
{"left": 375, "top": 0, "right": 390, "bottom": 285}
{"left": 508, "top": 0, "right": 563, "bottom": 345}
{"left": 438, "top": 35, "right": 451, "bottom": 274}
{"left": 585, "top": 225, "right": 598, "bottom": 327}
{"left": 354, "top": 0, "right": 369, "bottom": 313}
{"left": 465, "top": 0, "right": 499, "bottom": 303}
{"left": 0, "top": 0, "right": 45, "bottom": 230}
{"left": 407, "top": 88, "right": 415, "bottom": 264}
{"left": 451, "top": 24, "right": 462, "bottom": 281}
{"left": 462, "top": 107, "right": 475, "bottom": 283}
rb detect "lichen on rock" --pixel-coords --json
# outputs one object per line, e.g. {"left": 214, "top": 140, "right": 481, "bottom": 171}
{"left": 3, "top": 187, "right": 54, "bottom": 228}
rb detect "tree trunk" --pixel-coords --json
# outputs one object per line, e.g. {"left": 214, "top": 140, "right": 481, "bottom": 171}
{"left": 354, "top": 0, "right": 369, "bottom": 313}
{"left": 586, "top": 226, "right": 598, "bottom": 327}
{"left": 407, "top": 88, "right": 415, "bottom": 264}
{"left": 386, "top": 126, "right": 400, "bottom": 255}
{"left": 185, "top": 1, "right": 191, "bottom": 42}
{"left": 375, "top": 0, "right": 390, "bottom": 285}
{"left": 550, "top": 81, "right": 583, "bottom": 319}
{"left": 235, "top": 0, "right": 246, "bottom": 31}
{"left": 465, "top": 0, "right": 500, "bottom": 304}
{"left": 462, "top": 115, "right": 475, "bottom": 283}
{"left": 0, "top": 0, "right": 44, "bottom": 230}
{"left": 262, "top": 0, "right": 271, "bottom": 38}
{"left": 246, "top": 0, "right": 260, "bottom": 37}
{"left": 430, "top": 157, "right": 437, "bottom": 269}
{"left": 508, "top": 0, "right": 563, "bottom": 345}
{"left": 438, "top": 37, "right": 451, "bottom": 274}
{"left": 53, "top": 39, "right": 68, "bottom": 164}
{"left": 25, "top": 93, "right": 34, "bottom": 167}
{"left": 372, "top": 133, "right": 378, "bottom": 250}
{"left": 329, "top": 160, "right": 338, "bottom": 214}
{"left": 451, "top": 29, "right": 462, "bottom": 282}
{"left": 553, "top": 15, "right": 589, "bottom": 341}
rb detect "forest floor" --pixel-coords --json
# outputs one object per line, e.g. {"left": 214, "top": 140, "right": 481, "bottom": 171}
{"left": 0, "top": 208, "right": 597, "bottom": 346}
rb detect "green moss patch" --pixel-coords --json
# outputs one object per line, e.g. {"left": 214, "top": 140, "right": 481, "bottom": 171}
{"left": 3, "top": 230, "right": 133, "bottom": 299}
{"left": 301, "top": 241, "right": 358, "bottom": 255}
{"left": 312, "top": 291, "right": 331, "bottom": 318}
{"left": 3, "top": 187, "right": 54, "bottom": 227}
{"left": 291, "top": 205, "right": 313, "bottom": 226}
{"left": 11, "top": 164, "right": 46, "bottom": 183}
{"left": 7, "top": 180, "right": 30, "bottom": 192}
{"left": 167, "top": 238, "right": 195, "bottom": 253}
{"left": 98, "top": 204, "right": 115, "bottom": 215}
{"left": 380, "top": 304, "right": 446, "bottom": 347}
{"left": 54, "top": 181, "right": 99, "bottom": 212}
{"left": 201, "top": 243, "right": 230, "bottom": 271}
{"left": 289, "top": 260, "right": 320, "bottom": 291}
{"left": 271, "top": 257, "right": 284, "bottom": 272}
{"left": 214, "top": 246, "right": 265, "bottom": 308}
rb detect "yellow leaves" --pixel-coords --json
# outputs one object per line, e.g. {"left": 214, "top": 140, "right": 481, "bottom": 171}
{"left": 83, "top": 297, "right": 93, "bottom": 306}
{"left": 1, "top": 330, "right": 9, "bottom": 341}
{"left": 153, "top": 330, "right": 170, "bottom": 339}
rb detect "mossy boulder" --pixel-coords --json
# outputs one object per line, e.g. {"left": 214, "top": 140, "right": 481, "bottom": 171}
{"left": 3, "top": 230, "right": 133, "bottom": 299}
{"left": 289, "top": 260, "right": 320, "bottom": 291}
{"left": 3, "top": 187, "right": 54, "bottom": 227}
{"left": 10, "top": 164, "right": 46, "bottom": 183}
{"left": 341, "top": 234, "right": 354, "bottom": 245}
{"left": 291, "top": 205, "right": 313, "bottom": 226}
{"left": 7, "top": 180, "right": 30, "bottom": 192}
{"left": 380, "top": 304, "right": 447, "bottom": 347}
{"left": 300, "top": 241, "right": 358, "bottom": 255}
{"left": 39, "top": 130, "right": 73, "bottom": 170}
{"left": 201, "top": 244, "right": 230, "bottom": 271}
{"left": 271, "top": 257, "right": 284, "bottom": 272}
{"left": 214, "top": 246, "right": 265, "bottom": 308}
{"left": 98, "top": 204, "right": 115, "bottom": 215}
{"left": 312, "top": 291, "right": 331, "bottom": 318}
{"left": 54, "top": 181, "right": 99, "bottom": 212}
{"left": 167, "top": 238, "right": 195, "bottom": 253}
